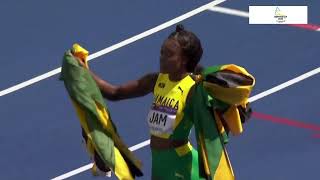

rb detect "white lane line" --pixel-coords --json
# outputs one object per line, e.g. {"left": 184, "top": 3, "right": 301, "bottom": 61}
{"left": 52, "top": 67, "right": 319, "bottom": 179}
{"left": 0, "top": 0, "right": 227, "bottom": 97}
{"left": 248, "top": 67, "right": 320, "bottom": 102}
{"left": 51, "top": 163, "right": 93, "bottom": 180}
{"left": 86, "top": 0, "right": 226, "bottom": 61}
{"left": 128, "top": 139, "right": 150, "bottom": 151}
{"left": 208, "top": 6, "right": 249, "bottom": 18}
{"left": 51, "top": 140, "right": 150, "bottom": 180}
{"left": 0, "top": 68, "right": 61, "bottom": 97}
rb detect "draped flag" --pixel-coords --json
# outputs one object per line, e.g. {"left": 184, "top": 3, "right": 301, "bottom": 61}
{"left": 60, "top": 44, "right": 143, "bottom": 179}
{"left": 190, "top": 64, "right": 255, "bottom": 180}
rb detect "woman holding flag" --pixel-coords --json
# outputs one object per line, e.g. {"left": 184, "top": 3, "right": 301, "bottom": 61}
{"left": 72, "top": 24, "right": 255, "bottom": 179}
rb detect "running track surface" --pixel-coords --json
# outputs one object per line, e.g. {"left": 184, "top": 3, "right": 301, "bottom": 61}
{"left": 0, "top": 0, "right": 319, "bottom": 179}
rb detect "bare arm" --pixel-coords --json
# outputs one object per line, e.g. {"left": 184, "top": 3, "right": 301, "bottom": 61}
{"left": 74, "top": 55, "right": 157, "bottom": 101}
{"left": 90, "top": 70, "right": 158, "bottom": 101}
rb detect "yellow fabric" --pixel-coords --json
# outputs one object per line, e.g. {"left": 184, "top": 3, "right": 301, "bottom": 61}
{"left": 210, "top": 89, "right": 250, "bottom": 136}
{"left": 114, "top": 147, "right": 134, "bottom": 180}
{"left": 73, "top": 100, "right": 135, "bottom": 179}
{"left": 71, "top": 100, "right": 95, "bottom": 155}
{"left": 221, "top": 64, "right": 253, "bottom": 79}
{"left": 94, "top": 101, "right": 115, "bottom": 133}
{"left": 72, "top": 43, "right": 89, "bottom": 69}
{"left": 175, "top": 142, "right": 192, "bottom": 157}
{"left": 213, "top": 147, "right": 234, "bottom": 180}
{"left": 91, "top": 163, "right": 99, "bottom": 176}
{"left": 203, "top": 82, "right": 251, "bottom": 105}
{"left": 66, "top": 45, "right": 141, "bottom": 178}
{"left": 152, "top": 74, "right": 195, "bottom": 138}
{"left": 203, "top": 64, "right": 255, "bottom": 137}
{"left": 203, "top": 64, "right": 255, "bottom": 106}
{"left": 224, "top": 105, "right": 243, "bottom": 136}
{"left": 199, "top": 133, "right": 211, "bottom": 176}
{"left": 96, "top": 101, "right": 143, "bottom": 178}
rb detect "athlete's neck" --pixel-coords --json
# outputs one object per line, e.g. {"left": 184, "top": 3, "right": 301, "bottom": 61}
{"left": 168, "top": 72, "right": 188, "bottom": 82}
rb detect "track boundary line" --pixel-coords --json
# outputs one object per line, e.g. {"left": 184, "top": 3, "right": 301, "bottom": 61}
{"left": 0, "top": 0, "right": 227, "bottom": 97}
{"left": 51, "top": 67, "right": 319, "bottom": 179}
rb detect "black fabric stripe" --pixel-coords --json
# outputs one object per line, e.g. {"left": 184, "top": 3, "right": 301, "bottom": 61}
{"left": 205, "top": 70, "right": 253, "bottom": 88}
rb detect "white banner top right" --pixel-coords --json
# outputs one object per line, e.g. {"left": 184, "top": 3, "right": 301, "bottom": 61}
{"left": 249, "top": 6, "right": 308, "bottom": 24}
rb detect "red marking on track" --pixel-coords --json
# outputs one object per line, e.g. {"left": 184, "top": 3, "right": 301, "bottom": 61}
{"left": 288, "top": 24, "right": 320, "bottom": 31}
{"left": 252, "top": 112, "right": 320, "bottom": 132}
{"left": 312, "top": 134, "right": 320, "bottom": 138}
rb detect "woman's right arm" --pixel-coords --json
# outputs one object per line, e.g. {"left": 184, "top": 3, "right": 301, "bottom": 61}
{"left": 75, "top": 56, "right": 158, "bottom": 101}
{"left": 90, "top": 70, "right": 158, "bottom": 101}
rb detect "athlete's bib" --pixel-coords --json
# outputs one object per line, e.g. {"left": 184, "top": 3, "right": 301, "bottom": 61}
{"left": 147, "top": 104, "right": 176, "bottom": 135}
{"left": 147, "top": 74, "right": 195, "bottom": 138}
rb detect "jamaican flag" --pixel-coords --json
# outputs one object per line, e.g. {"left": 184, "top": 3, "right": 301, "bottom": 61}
{"left": 60, "top": 44, "right": 143, "bottom": 179}
{"left": 190, "top": 64, "right": 255, "bottom": 180}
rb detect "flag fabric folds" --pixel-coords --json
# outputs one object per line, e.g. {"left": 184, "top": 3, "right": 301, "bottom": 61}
{"left": 60, "top": 45, "right": 143, "bottom": 179}
{"left": 189, "top": 64, "right": 255, "bottom": 180}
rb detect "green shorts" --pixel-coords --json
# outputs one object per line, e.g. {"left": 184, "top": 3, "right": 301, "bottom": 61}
{"left": 151, "top": 143, "right": 203, "bottom": 180}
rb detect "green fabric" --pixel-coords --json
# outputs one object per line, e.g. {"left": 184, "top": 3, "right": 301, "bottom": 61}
{"left": 189, "top": 83, "right": 227, "bottom": 179}
{"left": 60, "top": 51, "right": 115, "bottom": 168}
{"left": 169, "top": 106, "right": 194, "bottom": 140}
{"left": 202, "top": 65, "right": 223, "bottom": 78}
{"left": 187, "top": 65, "right": 254, "bottom": 179}
{"left": 151, "top": 147, "right": 204, "bottom": 180}
{"left": 60, "top": 50, "right": 143, "bottom": 177}
{"left": 150, "top": 65, "right": 253, "bottom": 179}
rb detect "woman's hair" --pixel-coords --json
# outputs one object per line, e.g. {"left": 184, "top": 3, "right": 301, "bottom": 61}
{"left": 168, "top": 24, "right": 203, "bottom": 73}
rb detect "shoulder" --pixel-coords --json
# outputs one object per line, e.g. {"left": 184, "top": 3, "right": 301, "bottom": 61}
{"left": 137, "top": 72, "right": 159, "bottom": 92}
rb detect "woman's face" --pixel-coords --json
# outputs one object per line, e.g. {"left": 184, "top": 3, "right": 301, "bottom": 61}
{"left": 160, "top": 38, "right": 186, "bottom": 74}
